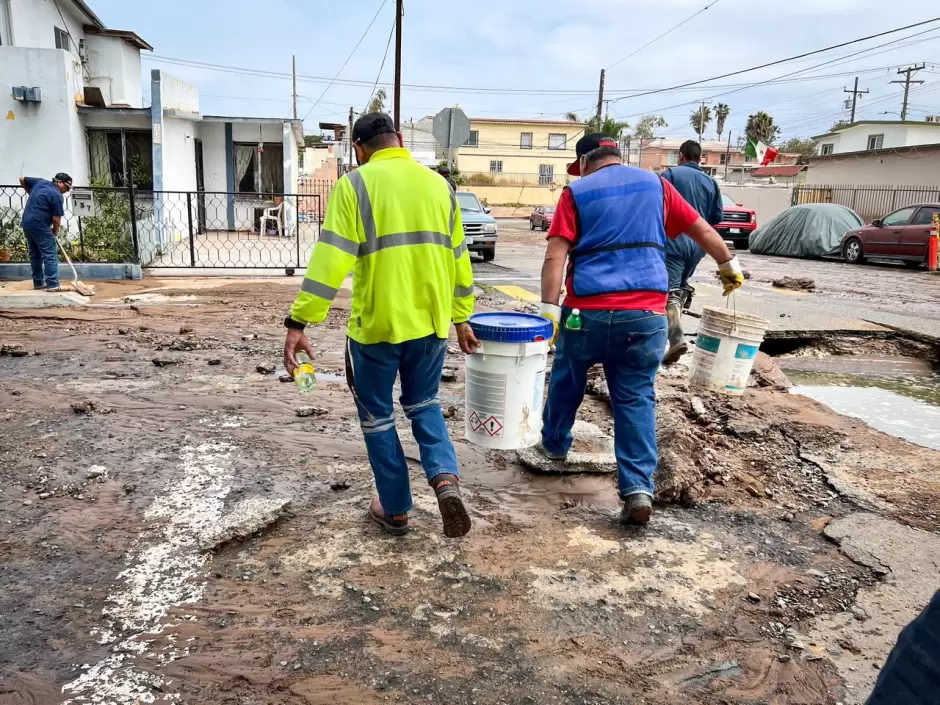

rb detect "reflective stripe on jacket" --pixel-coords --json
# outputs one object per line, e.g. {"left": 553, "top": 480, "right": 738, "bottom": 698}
{"left": 289, "top": 147, "right": 474, "bottom": 345}
{"left": 567, "top": 164, "right": 668, "bottom": 297}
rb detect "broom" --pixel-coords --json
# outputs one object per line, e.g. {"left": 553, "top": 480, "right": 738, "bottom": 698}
{"left": 54, "top": 236, "right": 94, "bottom": 296}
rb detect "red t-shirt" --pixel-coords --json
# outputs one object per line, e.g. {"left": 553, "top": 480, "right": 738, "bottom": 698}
{"left": 547, "top": 179, "right": 700, "bottom": 313}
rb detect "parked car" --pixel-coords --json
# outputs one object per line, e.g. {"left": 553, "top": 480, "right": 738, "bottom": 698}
{"left": 749, "top": 204, "right": 862, "bottom": 258}
{"left": 715, "top": 194, "right": 757, "bottom": 250}
{"left": 529, "top": 205, "right": 555, "bottom": 231}
{"left": 457, "top": 191, "right": 498, "bottom": 261}
{"left": 842, "top": 203, "right": 940, "bottom": 267}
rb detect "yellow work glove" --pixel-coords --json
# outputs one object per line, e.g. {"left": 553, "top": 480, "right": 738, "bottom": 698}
{"left": 539, "top": 302, "right": 562, "bottom": 345}
{"left": 717, "top": 255, "right": 745, "bottom": 296}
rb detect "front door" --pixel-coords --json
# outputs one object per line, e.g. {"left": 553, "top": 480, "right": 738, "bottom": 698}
{"left": 899, "top": 206, "right": 939, "bottom": 260}
{"left": 868, "top": 206, "right": 916, "bottom": 255}
{"left": 194, "top": 138, "right": 207, "bottom": 233}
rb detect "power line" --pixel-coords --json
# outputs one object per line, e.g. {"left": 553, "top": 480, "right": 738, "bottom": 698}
{"left": 607, "top": 0, "right": 724, "bottom": 70}
{"left": 300, "top": 0, "right": 388, "bottom": 124}
{"left": 366, "top": 13, "right": 397, "bottom": 110}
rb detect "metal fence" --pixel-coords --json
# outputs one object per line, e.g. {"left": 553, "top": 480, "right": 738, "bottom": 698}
{"left": 1, "top": 184, "right": 333, "bottom": 270}
{"left": 792, "top": 184, "right": 940, "bottom": 223}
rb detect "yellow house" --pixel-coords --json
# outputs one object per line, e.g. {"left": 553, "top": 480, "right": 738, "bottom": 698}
{"left": 456, "top": 118, "right": 586, "bottom": 188}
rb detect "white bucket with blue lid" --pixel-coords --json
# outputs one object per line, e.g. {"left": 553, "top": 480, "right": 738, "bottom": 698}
{"left": 465, "top": 312, "right": 553, "bottom": 450}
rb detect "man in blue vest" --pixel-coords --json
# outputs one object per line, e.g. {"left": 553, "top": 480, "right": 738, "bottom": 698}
{"left": 661, "top": 140, "right": 724, "bottom": 365}
{"left": 538, "top": 134, "right": 744, "bottom": 525}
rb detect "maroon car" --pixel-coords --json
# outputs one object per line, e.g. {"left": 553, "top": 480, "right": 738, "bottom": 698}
{"left": 529, "top": 205, "right": 555, "bottom": 231}
{"left": 843, "top": 203, "right": 940, "bottom": 267}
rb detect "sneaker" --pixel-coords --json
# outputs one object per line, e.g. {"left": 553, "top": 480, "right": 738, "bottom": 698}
{"left": 46, "top": 286, "right": 62, "bottom": 292}
{"left": 619, "top": 493, "right": 653, "bottom": 525}
{"left": 430, "top": 473, "right": 471, "bottom": 538}
{"left": 33, "top": 284, "right": 46, "bottom": 291}
{"left": 535, "top": 442, "right": 567, "bottom": 461}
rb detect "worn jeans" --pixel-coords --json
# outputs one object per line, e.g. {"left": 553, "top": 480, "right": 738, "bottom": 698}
{"left": 665, "top": 234, "right": 705, "bottom": 294}
{"left": 345, "top": 334, "right": 459, "bottom": 516}
{"left": 866, "top": 589, "right": 940, "bottom": 704}
{"left": 24, "top": 228, "right": 59, "bottom": 289}
{"left": 542, "top": 309, "right": 667, "bottom": 498}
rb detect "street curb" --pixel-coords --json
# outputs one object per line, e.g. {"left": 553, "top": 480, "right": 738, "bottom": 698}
{"left": 0, "top": 262, "right": 143, "bottom": 281}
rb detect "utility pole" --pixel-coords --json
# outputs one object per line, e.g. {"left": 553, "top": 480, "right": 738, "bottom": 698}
{"left": 843, "top": 76, "right": 869, "bottom": 124}
{"left": 623, "top": 135, "right": 631, "bottom": 165}
{"left": 595, "top": 69, "right": 605, "bottom": 125}
{"left": 292, "top": 55, "right": 298, "bottom": 120}
{"left": 891, "top": 64, "right": 925, "bottom": 121}
{"left": 393, "top": 0, "right": 403, "bottom": 130}
{"left": 348, "top": 106, "right": 354, "bottom": 170}
{"left": 724, "top": 130, "right": 732, "bottom": 181}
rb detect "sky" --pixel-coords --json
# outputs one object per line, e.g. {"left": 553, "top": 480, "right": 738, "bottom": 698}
{"left": 90, "top": 0, "right": 940, "bottom": 143}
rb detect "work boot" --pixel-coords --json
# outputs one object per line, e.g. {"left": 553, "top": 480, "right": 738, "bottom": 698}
{"left": 535, "top": 441, "right": 567, "bottom": 461}
{"left": 430, "top": 474, "right": 471, "bottom": 539}
{"left": 662, "top": 304, "right": 687, "bottom": 366}
{"left": 619, "top": 493, "right": 653, "bottom": 525}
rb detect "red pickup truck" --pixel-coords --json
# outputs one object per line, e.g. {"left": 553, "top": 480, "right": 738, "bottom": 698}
{"left": 715, "top": 194, "right": 757, "bottom": 250}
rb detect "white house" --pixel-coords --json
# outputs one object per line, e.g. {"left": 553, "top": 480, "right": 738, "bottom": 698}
{"left": 1, "top": 0, "right": 303, "bottom": 265}
{"left": 812, "top": 119, "right": 940, "bottom": 156}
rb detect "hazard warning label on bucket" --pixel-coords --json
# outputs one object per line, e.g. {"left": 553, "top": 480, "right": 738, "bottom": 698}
{"left": 468, "top": 410, "right": 504, "bottom": 438}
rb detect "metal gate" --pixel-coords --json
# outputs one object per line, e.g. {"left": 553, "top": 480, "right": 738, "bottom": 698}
{"left": 792, "top": 184, "right": 940, "bottom": 224}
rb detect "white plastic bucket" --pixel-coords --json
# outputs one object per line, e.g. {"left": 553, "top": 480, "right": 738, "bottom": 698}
{"left": 689, "top": 306, "right": 769, "bottom": 395}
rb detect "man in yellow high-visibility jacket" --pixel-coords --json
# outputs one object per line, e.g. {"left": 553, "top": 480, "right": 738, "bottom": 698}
{"left": 283, "top": 113, "right": 479, "bottom": 539}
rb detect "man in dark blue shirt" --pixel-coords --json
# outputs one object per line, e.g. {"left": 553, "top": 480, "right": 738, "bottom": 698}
{"left": 18, "top": 173, "right": 71, "bottom": 291}
{"left": 661, "top": 142, "right": 723, "bottom": 365}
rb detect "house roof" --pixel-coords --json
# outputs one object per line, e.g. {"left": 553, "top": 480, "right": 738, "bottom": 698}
{"left": 71, "top": 0, "right": 105, "bottom": 28}
{"left": 750, "top": 164, "right": 806, "bottom": 177}
{"left": 470, "top": 118, "right": 586, "bottom": 126}
{"left": 806, "top": 141, "right": 940, "bottom": 161}
{"left": 642, "top": 138, "right": 742, "bottom": 152}
{"left": 812, "top": 120, "right": 940, "bottom": 140}
{"left": 84, "top": 26, "right": 153, "bottom": 51}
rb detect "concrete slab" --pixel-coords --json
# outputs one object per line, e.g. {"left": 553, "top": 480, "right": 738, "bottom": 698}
{"left": 0, "top": 263, "right": 142, "bottom": 280}
{"left": 0, "top": 290, "right": 87, "bottom": 308}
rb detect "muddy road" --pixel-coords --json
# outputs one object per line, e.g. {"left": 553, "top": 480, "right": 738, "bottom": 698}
{"left": 2, "top": 278, "right": 940, "bottom": 705}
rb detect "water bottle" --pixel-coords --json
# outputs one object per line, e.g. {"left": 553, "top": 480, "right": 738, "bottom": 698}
{"left": 566, "top": 308, "right": 583, "bottom": 331}
{"left": 294, "top": 352, "right": 317, "bottom": 392}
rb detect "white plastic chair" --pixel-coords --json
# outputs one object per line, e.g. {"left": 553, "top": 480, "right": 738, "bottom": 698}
{"left": 259, "top": 201, "right": 284, "bottom": 237}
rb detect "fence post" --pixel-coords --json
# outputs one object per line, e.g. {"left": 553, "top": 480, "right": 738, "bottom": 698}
{"left": 77, "top": 216, "right": 86, "bottom": 260}
{"left": 790, "top": 186, "right": 798, "bottom": 207}
{"left": 295, "top": 195, "right": 301, "bottom": 269}
{"left": 127, "top": 185, "right": 140, "bottom": 264}
{"left": 186, "top": 192, "right": 195, "bottom": 267}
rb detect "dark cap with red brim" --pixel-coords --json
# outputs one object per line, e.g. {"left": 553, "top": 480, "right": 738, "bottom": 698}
{"left": 567, "top": 133, "right": 619, "bottom": 176}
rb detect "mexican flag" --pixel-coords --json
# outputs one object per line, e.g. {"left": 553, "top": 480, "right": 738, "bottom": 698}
{"left": 745, "top": 137, "right": 779, "bottom": 166}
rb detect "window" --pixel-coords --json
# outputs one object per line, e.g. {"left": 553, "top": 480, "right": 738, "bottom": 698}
{"left": 719, "top": 153, "right": 727, "bottom": 165}
{"left": 665, "top": 150, "right": 679, "bottom": 166}
{"left": 538, "top": 164, "right": 554, "bottom": 186}
{"left": 821, "top": 143, "right": 835, "bottom": 155}
{"left": 881, "top": 206, "right": 916, "bottom": 227}
{"left": 489, "top": 160, "right": 503, "bottom": 174}
{"left": 911, "top": 208, "right": 938, "bottom": 226}
{"left": 464, "top": 130, "right": 479, "bottom": 147}
{"left": 520, "top": 132, "right": 533, "bottom": 149}
{"left": 88, "top": 129, "right": 153, "bottom": 190}
{"left": 866, "top": 134, "right": 884, "bottom": 151}
{"left": 234, "top": 142, "right": 285, "bottom": 194}
{"left": 54, "top": 26, "right": 69, "bottom": 52}
{"left": 548, "top": 133, "right": 567, "bottom": 150}
{"left": 456, "top": 192, "right": 482, "bottom": 213}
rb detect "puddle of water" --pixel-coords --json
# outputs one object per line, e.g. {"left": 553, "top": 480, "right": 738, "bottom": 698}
{"left": 790, "top": 371, "right": 940, "bottom": 451}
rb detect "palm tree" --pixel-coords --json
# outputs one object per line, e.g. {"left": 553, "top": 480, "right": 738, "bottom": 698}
{"left": 746, "top": 111, "right": 781, "bottom": 144}
{"left": 365, "top": 87, "right": 386, "bottom": 114}
{"left": 564, "top": 113, "right": 628, "bottom": 139}
{"left": 564, "top": 111, "right": 580, "bottom": 122}
{"left": 715, "top": 103, "right": 730, "bottom": 140}
{"left": 633, "top": 115, "right": 668, "bottom": 139}
{"left": 689, "top": 105, "right": 712, "bottom": 140}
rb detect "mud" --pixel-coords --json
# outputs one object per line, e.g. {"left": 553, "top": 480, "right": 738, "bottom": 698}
{"left": 2, "top": 278, "right": 939, "bottom": 705}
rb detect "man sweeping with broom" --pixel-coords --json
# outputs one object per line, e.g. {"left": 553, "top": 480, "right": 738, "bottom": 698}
{"left": 18, "top": 173, "right": 72, "bottom": 292}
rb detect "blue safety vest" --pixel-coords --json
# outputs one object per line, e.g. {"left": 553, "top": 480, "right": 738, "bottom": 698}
{"left": 567, "top": 165, "right": 668, "bottom": 297}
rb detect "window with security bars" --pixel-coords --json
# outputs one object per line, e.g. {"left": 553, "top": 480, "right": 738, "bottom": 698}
{"left": 234, "top": 143, "right": 285, "bottom": 194}
{"left": 88, "top": 129, "right": 154, "bottom": 189}
{"left": 538, "top": 164, "right": 554, "bottom": 186}
{"left": 489, "top": 160, "right": 503, "bottom": 174}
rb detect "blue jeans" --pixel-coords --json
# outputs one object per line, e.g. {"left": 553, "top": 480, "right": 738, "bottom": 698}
{"left": 345, "top": 334, "right": 459, "bottom": 515}
{"left": 24, "top": 228, "right": 59, "bottom": 289}
{"left": 866, "top": 590, "right": 940, "bottom": 705}
{"left": 665, "top": 234, "right": 704, "bottom": 292}
{"left": 542, "top": 309, "right": 667, "bottom": 498}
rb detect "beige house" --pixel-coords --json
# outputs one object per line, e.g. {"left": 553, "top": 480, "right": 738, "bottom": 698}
{"left": 455, "top": 118, "right": 586, "bottom": 187}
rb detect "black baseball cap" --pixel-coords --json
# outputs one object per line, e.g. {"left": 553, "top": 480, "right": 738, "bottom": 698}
{"left": 53, "top": 172, "right": 73, "bottom": 185}
{"left": 352, "top": 113, "right": 397, "bottom": 144}
{"left": 567, "top": 133, "right": 619, "bottom": 176}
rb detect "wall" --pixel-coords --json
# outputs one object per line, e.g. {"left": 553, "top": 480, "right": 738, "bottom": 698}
{"left": 161, "top": 74, "right": 200, "bottom": 116}
{"left": 161, "top": 115, "right": 196, "bottom": 192}
{"left": 904, "top": 124, "right": 940, "bottom": 147}
{"left": 402, "top": 118, "right": 438, "bottom": 166}
{"left": 8, "top": 0, "right": 87, "bottom": 50}
{"left": 84, "top": 34, "right": 141, "bottom": 107}
{"left": 804, "top": 151, "right": 940, "bottom": 187}
{"left": 721, "top": 185, "right": 794, "bottom": 227}
{"left": 0, "top": 48, "right": 84, "bottom": 184}
{"left": 458, "top": 121, "right": 581, "bottom": 180}
{"left": 463, "top": 184, "right": 561, "bottom": 208}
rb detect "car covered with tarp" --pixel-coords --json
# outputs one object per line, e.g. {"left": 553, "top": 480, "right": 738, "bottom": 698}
{"left": 748, "top": 204, "right": 863, "bottom": 258}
